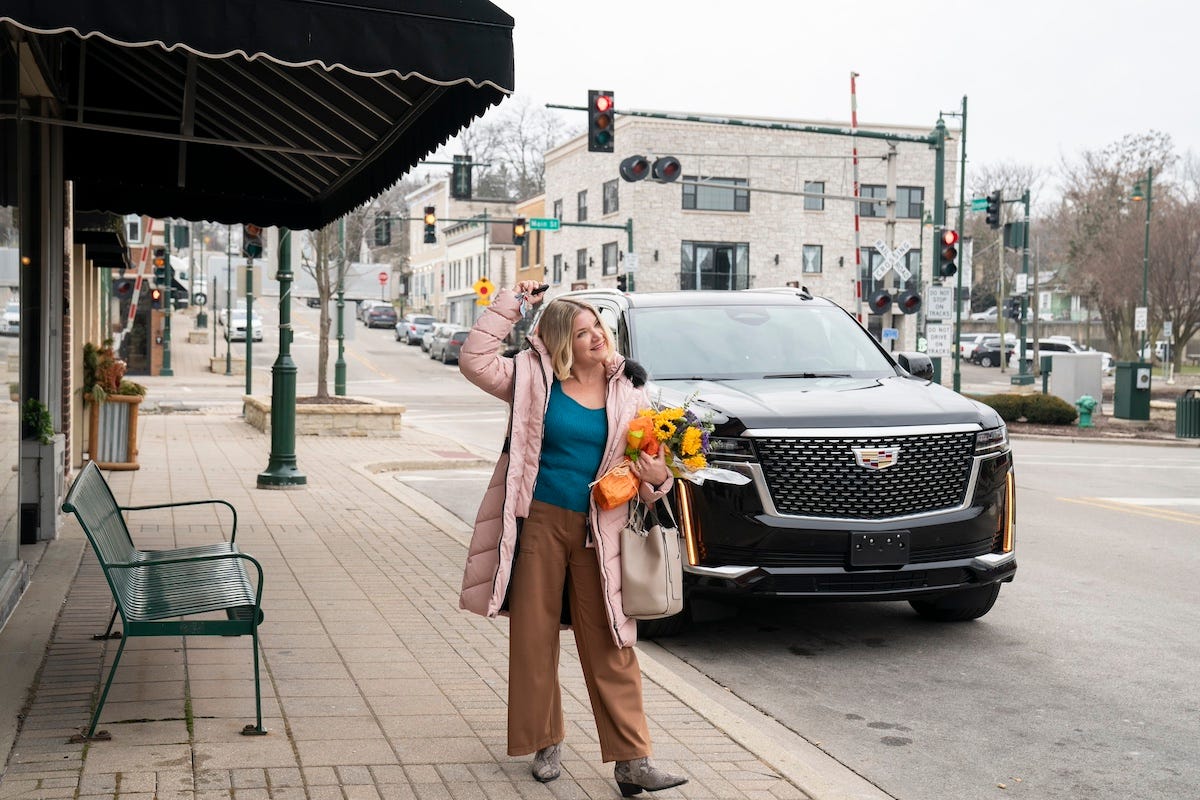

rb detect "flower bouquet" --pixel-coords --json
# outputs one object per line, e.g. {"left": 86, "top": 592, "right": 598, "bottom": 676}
{"left": 626, "top": 400, "right": 749, "bottom": 486}
{"left": 592, "top": 396, "right": 748, "bottom": 510}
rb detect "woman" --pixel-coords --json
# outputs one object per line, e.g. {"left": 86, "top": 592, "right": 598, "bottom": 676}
{"left": 458, "top": 281, "right": 688, "bottom": 796}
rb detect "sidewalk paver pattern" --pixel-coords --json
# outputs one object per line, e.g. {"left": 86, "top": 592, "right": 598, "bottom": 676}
{"left": 1, "top": 404, "right": 808, "bottom": 800}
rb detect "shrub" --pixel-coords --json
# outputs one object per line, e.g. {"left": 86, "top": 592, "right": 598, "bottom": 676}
{"left": 970, "top": 393, "right": 1026, "bottom": 422}
{"left": 83, "top": 340, "right": 146, "bottom": 400}
{"left": 1023, "top": 393, "right": 1078, "bottom": 425}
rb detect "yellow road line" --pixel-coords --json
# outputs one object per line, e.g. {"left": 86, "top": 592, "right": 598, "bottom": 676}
{"left": 1060, "top": 497, "right": 1200, "bottom": 526}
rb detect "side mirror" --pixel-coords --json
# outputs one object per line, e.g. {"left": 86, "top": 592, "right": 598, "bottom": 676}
{"left": 896, "top": 352, "right": 934, "bottom": 381}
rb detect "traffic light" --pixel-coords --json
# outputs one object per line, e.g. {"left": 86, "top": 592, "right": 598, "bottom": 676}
{"left": 651, "top": 156, "right": 681, "bottom": 183}
{"left": 114, "top": 278, "right": 134, "bottom": 297}
{"left": 896, "top": 289, "right": 922, "bottom": 315}
{"left": 152, "top": 248, "right": 167, "bottom": 282}
{"left": 985, "top": 190, "right": 1002, "bottom": 229}
{"left": 512, "top": 218, "right": 527, "bottom": 246}
{"left": 451, "top": 154, "right": 472, "bottom": 200}
{"left": 1007, "top": 297, "right": 1024, "bottom": 321}
{"left": 867, "top": 289, "right": 892, "bottom": 315}
{"left": 616, "top": 274, "right": 627, "bottom": 292}
{"left": 587, "top": 90, "right": 615, "bottom": 153}
{"left": 937, "top": 228, "right": 959, "bottom": 278}
{"left": 374, "top": 212, "right": 391, "bottom": 246}
{"left": 242, "top": 224, "right": 264, "bottom": 259}
{"left": 619, "top": 155, "right": 650, "bottom": 182}
{"left": 150, "top": 287, "right": 164, "bottom": 309}
{"left": 423, "top": 206, "right": 437, "bottom": 244}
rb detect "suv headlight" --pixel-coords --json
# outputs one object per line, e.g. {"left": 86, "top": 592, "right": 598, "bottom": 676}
{"left": 975, "top": 424, "right": 1009, "bottom": 455}
{"left": 708, "top": 436, "right": 756, "bottom": 461}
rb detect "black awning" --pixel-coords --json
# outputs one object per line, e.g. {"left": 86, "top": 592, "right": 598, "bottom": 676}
{"left": 0, "top": 0, "right": 514, "bottom": 229}
{"left": 74, "top": 214, "right": 132, "bottom": 270}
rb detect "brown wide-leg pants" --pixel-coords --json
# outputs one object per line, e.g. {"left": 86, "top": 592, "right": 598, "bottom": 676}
{"left": 507, "top": 499, "right": 651, "bottom": 762}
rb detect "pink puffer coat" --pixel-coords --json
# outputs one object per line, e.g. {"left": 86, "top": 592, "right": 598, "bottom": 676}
{"left": 457, "top": 289, "right": 670, "bottom": 648}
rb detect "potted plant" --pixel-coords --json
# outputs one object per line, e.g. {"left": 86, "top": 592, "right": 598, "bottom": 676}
{"left": 82, "top": 340, "right": 147, "bottom": 470}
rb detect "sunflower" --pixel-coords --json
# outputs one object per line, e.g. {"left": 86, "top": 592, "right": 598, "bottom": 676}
{"left": 653, "top": 416, "right": 676, "bottom": 441}
{"left": 681, "top": 426, "right": 703, "bottom": 456}
{"left": 683, "top": 454, "right": 707, "bottom": 471}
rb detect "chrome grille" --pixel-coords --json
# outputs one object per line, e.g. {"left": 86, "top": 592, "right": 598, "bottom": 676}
{"left": 755, "top": 431, "right": 975, "bottom": 519}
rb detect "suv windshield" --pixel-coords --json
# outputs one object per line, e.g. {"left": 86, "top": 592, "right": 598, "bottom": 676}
{"left": 629, "top": 303, "right": 895, "bottom": 380}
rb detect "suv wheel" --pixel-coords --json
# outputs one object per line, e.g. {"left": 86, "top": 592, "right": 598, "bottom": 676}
{"left": 909, "top": 583, "right": 1001, "bottom": 622}
{"left": 979, "top": 354, "right": 994, "bottom": 368}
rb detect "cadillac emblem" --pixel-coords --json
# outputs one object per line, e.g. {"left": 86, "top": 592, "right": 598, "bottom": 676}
{"left": 852, "top": 446, "right": 901, "bottom": 470}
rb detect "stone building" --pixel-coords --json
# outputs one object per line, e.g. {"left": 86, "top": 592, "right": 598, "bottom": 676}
{"left": 541, "top": 114, "right": 959, "bottom": 347}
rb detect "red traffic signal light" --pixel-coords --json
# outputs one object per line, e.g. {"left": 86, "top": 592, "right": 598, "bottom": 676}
{"left": 619, "top": 155, "right": 650, "bottom": 182}
{"left": 867, "top": 289, "right": 892, "bottom": 315}
{"left": 423, "top": 206, "right": 437, "bottom": 244}
{"left": 242, "top": 224, "right": 264, "bottom": 259}
{"left": 651, "top": 156, "right": 681, "bottom": 183}
{"left": 896, "top": 290, "right": 922, "bottom": 315}
{"left": 587, "top": 90, "right": 615, "bottom": 153}
{"left": 938, "top": 228, "right": 959, "bottom": 278}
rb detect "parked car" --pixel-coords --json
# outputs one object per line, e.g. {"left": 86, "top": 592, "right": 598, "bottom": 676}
{"left": 357, "top": 299, "right": 381, "bottom": 323}
{"left": 970, "top": 337, "right": 1014, "bottom": 368}
{"left": 225, "top": 309, "right": 263, "bottom": 342}
{"left": 397, "top": 313, "right": 436, "bottom": 345}
{"left": 421, "top": 322, "right": 454, "bottom": 352}
{"left": 538, "top": 288, "right": 1016, "bottom": 637}
{"left": 429, "top": 328, "right": 469, "bottom": 364}
{"left": 959, "top": 333, "right": 991, "bottom": 359}
{"left": 364, "top": 304, "right": 397, "bottom": 329}
{"left": 1, "top": 300, "right": 18, "bottom": 335}
{"left": 305, "top": 297, "right": 320, "bottom": 308}
{"left": 970, "top": 306, "right": 998, "bottom": 322}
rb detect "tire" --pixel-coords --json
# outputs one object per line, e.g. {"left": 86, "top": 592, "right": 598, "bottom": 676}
{"left": 636, "top": 608, "right": 690, "bottom": 639}
{"left": 909, "top": 583, "right": 1001, "bottom": 622}
{"left": 979, "top": 354, "right": 994, "bottom": 368}
{"left": 441, "top": 348, "right": 449, "bottom": 364}
{"left": 394, "top": 330, "right": 401, "bottom": 341}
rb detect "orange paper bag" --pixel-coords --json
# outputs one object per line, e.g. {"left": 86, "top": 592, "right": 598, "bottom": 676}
{"left": 592, "top": 461, "right": 640, "bottom": 510}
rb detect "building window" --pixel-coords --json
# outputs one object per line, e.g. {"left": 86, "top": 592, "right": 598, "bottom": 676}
{"left": 680, "top": 241, "right": 750, "bottom": 290}
{"left": 682, "top": 176, "right": 750, "bottom": 212}
{"left": 804, "top": 181, "right": 825, "bottom": 211}
{"left": 802, "top": 245, "right": 823, "bottom": 274}
{"left": 602, "top": 242, "right": 619, "bottom": 276}
{"left": 553, "top": 199, "right": 563, "bottom": 220}
{"left": 602, "top": 179, "right": 619, "bottom": 215}
{"left": 552, "top": 254, "right": 563, "bottom": 284}
{"left": 125, "top": 214, "right": 143, "bottom": 243}
{"left": 859, "top": 185, "right": 924, "bottom": 219}
{"left": 576, "top": 248, "right": 588, "bottom": 281}
{"left": 577, "top": 190, "right": 588, "bottom": 222}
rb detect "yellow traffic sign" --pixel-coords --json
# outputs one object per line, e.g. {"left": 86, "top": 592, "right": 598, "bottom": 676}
{"left": 473, "top": 277, "right": 495, "bottom": 306}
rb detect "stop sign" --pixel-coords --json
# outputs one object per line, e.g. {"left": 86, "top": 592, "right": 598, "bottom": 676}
{"left": 378, "top": 271, "right": 388, "bottom": 284}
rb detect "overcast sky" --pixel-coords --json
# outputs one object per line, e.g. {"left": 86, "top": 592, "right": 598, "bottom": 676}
{"left": 433, "top": 0, "right": 1195, "bottom": 200}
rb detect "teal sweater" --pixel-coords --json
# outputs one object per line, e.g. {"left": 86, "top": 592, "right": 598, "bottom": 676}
{"left": 533, "top": 380, "right": 608, "bottom": 512}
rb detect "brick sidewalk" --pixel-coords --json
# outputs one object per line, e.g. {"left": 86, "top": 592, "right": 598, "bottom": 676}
{"left": 0, "top": 411, "right": 812, "bottom": 800}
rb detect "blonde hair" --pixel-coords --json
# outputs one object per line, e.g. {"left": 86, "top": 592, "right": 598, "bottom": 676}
{"left": 536, "top": 298, "right": 614, "bottom": 381}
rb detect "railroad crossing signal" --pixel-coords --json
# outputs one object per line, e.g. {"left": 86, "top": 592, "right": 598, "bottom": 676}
{"left": 872, "top": 239, "right": 912, "bottom": 281}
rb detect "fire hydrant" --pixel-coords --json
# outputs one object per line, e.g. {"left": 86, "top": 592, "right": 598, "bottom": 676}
{"left": 1075, "top": 395, "right": 1098, "bottom": 428}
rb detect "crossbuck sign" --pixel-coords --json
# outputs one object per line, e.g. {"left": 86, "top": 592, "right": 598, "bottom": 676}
{"left": 873, "top": 239, "right": 912, "bottom": 281}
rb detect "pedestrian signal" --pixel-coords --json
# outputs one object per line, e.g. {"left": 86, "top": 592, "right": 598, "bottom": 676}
{"left": 242, "top": 224, "right": 264, "bottom": 259}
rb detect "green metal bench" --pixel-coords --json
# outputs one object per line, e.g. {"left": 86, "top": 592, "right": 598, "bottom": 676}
{"left": 61, "top": 461, "right": 267, "bottom": 741}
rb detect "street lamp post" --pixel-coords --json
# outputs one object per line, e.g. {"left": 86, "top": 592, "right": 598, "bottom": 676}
{"left": 1130, "top": 167, "right": 1152, "bottom": 361}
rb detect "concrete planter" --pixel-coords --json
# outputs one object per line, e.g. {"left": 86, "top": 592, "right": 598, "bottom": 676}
{"left": 243, "top": 395, "right": 406, "bottom": 437}
{"left": 210, "top": 356, "right": 246, "bottom": 374}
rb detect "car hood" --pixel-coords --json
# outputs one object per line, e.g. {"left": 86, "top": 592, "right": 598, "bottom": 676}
{"left": 650, "top": 376, "right": 997, "bottom": 431}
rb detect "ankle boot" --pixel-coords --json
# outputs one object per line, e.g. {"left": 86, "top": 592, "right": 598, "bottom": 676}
{"left": 613, "top": 757, "right": 688, "bottom": 796}
{"left": 531, "top": 742, "right": 561, "bottom": 782}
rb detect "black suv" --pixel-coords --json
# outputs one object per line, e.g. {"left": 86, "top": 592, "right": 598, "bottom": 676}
{"left": 558, "top": 289, "right": 1016, "bottom": 635}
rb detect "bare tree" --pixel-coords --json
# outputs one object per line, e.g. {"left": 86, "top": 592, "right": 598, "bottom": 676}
{"left": 1053, "top": 131, "right": 1177, "bottom": 358}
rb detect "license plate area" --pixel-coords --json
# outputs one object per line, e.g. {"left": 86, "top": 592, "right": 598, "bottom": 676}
{"left": 849, "top": 531, "right": 910, "bottom": 567}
